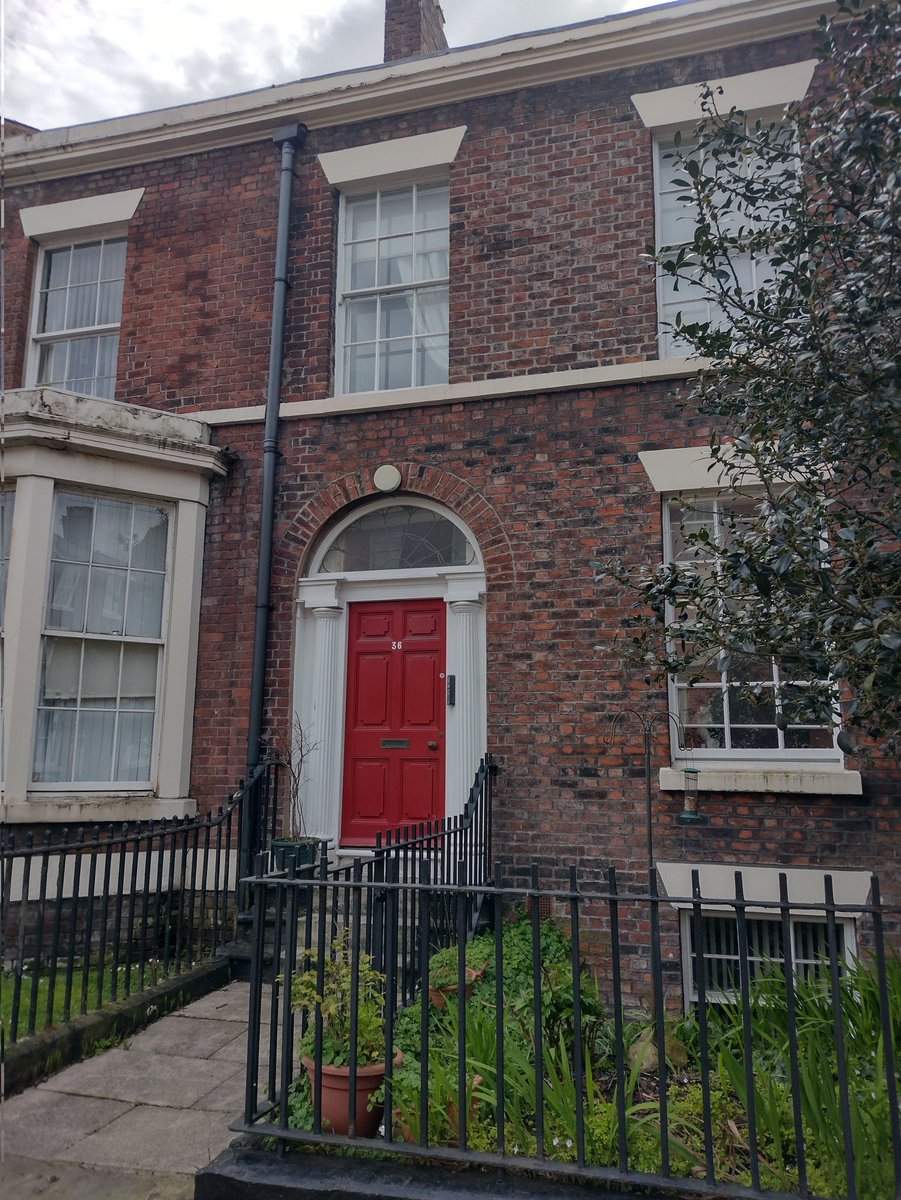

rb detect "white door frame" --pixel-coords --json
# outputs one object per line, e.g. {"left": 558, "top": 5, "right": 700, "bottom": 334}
{"left": 292, "top": 505, "right": 486, "bottom": 849}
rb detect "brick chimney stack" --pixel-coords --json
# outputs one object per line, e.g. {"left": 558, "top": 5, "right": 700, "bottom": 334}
{"left": 384, "top": 0, "right": 448, "bottom": 62}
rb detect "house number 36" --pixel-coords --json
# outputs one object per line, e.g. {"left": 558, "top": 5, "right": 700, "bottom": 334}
{"left": 391, "top": 640, "right": 404, "bottom": 650}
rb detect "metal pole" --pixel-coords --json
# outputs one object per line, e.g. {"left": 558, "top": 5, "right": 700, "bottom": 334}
{"left": 246, "top": 122, "right": 308, "bottom": 779}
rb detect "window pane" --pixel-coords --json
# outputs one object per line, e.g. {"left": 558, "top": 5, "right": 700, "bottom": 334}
{"left": 93, "top": 499, "right": 133, "bottom": 566}
{"left": 131, "top": 506, "right": 169, "bottom": 571}
{"left": 416, "top": 336, "right": 448, "bottom": 387}
{"left": 346, "top": 343, "right": 376, "bottom": 393}
{"left": 81, "top": 640, "right": 121, "bottom": 701}
{"left": 38, "top": 341, "right": 68, "bottom": 385}
{"left": 380, "top": 190, "right": 413, "bottom": 235}
{"left": 67, "top": 337, "right": 99, "bottom": 383}
{"left": 47, "top": 563, "right": 89, "bottom": 631}
{"left": 347, "top": 196, "right": 377, "bottom": 241}
{"left": 320, "top": 505, "right": 476, "bottom": 572}
{"left": 121, "top": 643, "right": 159, "bottom": 704}
{"left": 378, "top": 236, "right": 413, "bottom": 286}
{"left": 347, "top": 297, "right": 378, "bottom": 344}
{"left": 73, "top": 710, "right": 115, "bottom": 781}
{"left": 66, "top": 283, "right": 99, "bottom": 330}
{"left": 86, "top": 566, "right": 128, "bottom": 634}
{"left": 116, "top": 710, "right": 154, "bottom": 780}
{"left": 40, "top": 637, "right": 82, "bottom": 702}
{"left": 99, "top": 239, "right": 126, "bottom": 281}
{"left": 54, "top": 494, "right": 94, "bottom": 560}
{"left": 45, "top": 247, "right": 71, "bottom": 289}
{"left": 380, "top": 293, "right": 414, "bottom": 340}
{"left": 96, "top": 335, "right": 119, "bottom": 383}
{"left": 416, "top": 184, "right": 449, "bottom": 231}
{"left": 34, "top": 709, "right": 76, "bottom": 783}
{"left": 415, "top": 228, "right": 449, "bottom": 281}
{"left": 347, "top": 241, "right": 376, "bottom": 291}
{"left": 379, "top": 338, "right": 413, "bottom": 390}
{"left": 97, "top": 279, "right": 124, "bottom": 325}
{"left": 40, "top": 289, "right": 67, "bottom": 333}
{"left": 416, "top": 286, "right": 448, "bottom": 335}
{"left": 70, "top": 242, "right": 102, "bottom": 285}
{"left": 125, "top": 571, "right": 165, "bottom": 637}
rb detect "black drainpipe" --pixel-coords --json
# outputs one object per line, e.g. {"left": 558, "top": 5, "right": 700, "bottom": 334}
{"left": 246, "top": 122, "right": 308, "bottom": 786}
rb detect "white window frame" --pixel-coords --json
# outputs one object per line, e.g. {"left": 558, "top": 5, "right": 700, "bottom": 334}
{"left": 27, "top": 235, "right": 127, "bottom": 400}
{"left": 662, "top": 492, "right": 841, "bottom": 766}
{"left": 335, "top": 181, "right": 450, "bottom": 396}
{"left": 656, "top": 862, "right": 865, "bottom": 1011}
{"left": 0, "top": 387, "right": 223, "bottom": 824}
{"left": 31, "top": 489, "right": 172, "bottom": 792}
{"left": 21, "top": 188, "right": 145, "bottom": 402}
{"left": 680, "top": 908, "right": 856, "bottom": 1006}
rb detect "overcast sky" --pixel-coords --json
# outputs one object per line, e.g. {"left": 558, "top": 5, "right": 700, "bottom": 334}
{"left": 4, "top": 0, "right": 668, "bottom": 131}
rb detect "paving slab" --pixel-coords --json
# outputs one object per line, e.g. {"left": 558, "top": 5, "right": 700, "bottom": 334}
{"left": 0, "top": 1090, "right": 132, "bottom": 1157}
{"left": 131, "top": 1013, "right": 247, "bottom": 1059}
{"left": 55, "top": 1103, "right": 236, "bottom": 1175}
{"left": 190, "top": 1067, "right": 247, "bottom": 1114}
{"left": 39, "top": 1045, "right": 238, "bottom": 1107}
{"left": 3, "top": 1154, "right": 194, "bottom": 1199}
{"left": 182, "top": 982, "right": 268, "bottom": 1024}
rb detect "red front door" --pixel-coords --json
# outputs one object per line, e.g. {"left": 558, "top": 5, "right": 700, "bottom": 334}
{"left": 341, "top": 599, "right": 446, "bottom": 845}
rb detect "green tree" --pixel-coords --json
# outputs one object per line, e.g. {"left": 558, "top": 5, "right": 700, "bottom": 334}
{"left": 633, "top": 0, "right": 900, "bottom": 750}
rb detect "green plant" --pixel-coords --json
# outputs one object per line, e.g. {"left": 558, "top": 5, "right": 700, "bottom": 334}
{"left": 291, "top": 930, "right": 386, "bottom": 1067}
{"left": 427, "top": 942, "right": 490, "bottom": 989}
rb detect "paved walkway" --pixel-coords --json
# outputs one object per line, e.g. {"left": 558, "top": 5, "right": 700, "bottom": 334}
{"left": 2, "top": 981, "right": 257, "bottom": 1199}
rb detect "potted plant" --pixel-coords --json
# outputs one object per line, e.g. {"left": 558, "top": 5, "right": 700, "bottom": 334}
{"left": 291, "top": 930, "right": 397, "bottom": 1137}
{"left": 270, "top": 716, "right": 321, "bottom": 873}
{"left": 427, "top": 943, "right": 487, "bottom": 1009}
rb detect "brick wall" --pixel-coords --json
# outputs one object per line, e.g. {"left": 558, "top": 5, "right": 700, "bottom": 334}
{"left": 4, "top": 34, "right": 817, "bottom": 411}
{"left": 5, "top": 24, "right": 899, "bottom": 913}
{"left": 384, "top": 0, "right": 447, "bottom": 62}
{"left": 191, "top": 379, "right": 901, "bottom": 913}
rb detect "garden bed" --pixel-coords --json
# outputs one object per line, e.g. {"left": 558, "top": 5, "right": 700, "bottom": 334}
{"left": 285, "top": 915, "right": 900, "bottom": 1200}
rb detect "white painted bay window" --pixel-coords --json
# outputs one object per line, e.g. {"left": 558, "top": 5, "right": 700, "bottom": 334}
{"left": 34, "top": 493, "right": 169, "bottom": 786}
{"left": 338, "top": 183, "right": 449, "bottom": 393}
{"left": 0, "top": 387, "right": 224, "bottom": 824}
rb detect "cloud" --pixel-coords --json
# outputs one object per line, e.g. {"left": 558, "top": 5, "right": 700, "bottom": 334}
{"left": 4, "top": 0, "right": 664, "bottom": 130}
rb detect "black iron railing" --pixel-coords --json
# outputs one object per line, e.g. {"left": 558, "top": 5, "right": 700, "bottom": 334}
{"left": 234, "top": 859, "right": 901, "bottom": 1200}
{"left": 0, "top": 762, "right": 279, "bottom": 1044}
{"left": 318, "top": 755, "right": 495, "bottom": 998}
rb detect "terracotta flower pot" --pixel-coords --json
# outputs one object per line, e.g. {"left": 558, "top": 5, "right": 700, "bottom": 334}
{"left": 301, "top": 1053, "right": 400, "bottom": 1137}
{"left": 428, "top": 965, "right": 484, "bottom": 1009}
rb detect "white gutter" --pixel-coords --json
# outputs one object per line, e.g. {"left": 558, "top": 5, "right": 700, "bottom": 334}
{"left": 7, "top": 0, "right": 831, "bottom": 185}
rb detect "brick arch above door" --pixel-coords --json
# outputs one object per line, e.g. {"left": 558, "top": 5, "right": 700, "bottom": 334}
{"left": 276, "top": 464, "right": 516, "bottom": 585}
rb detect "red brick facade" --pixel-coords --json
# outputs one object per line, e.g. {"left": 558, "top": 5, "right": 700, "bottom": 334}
{"left": 384, "top": 0, "right": 448, "bottom": 63}
{"left": 4, "top": 7, "right": 898, "bottom": 908}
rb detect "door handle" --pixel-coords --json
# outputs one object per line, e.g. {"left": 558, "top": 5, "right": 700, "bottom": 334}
{"left": 427, "top": 740, "right": 438, "bottom": 750}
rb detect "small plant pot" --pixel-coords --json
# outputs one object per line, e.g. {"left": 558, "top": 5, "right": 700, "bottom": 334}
{"left": 301, "top": 1054, "right": 396, "bottom": 1138}
{"left": 428, "top": 966, "right": 484, "bottom": 1009}
{"left": 394, "top": 1073, "right": 483, "bottom": 1146}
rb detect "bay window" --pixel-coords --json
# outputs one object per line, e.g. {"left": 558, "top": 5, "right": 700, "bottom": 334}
{"left": 0, "top": 387, "right": 223, "bottom": 824}
{"left": 33, "top": 493, "right": 169, "bottom": 786}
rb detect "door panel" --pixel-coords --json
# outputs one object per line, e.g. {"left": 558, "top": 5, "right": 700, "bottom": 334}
{"left": 401, "top": 759, "right": 438, "bottom": 821}
{"left": 402, "top": 653, "right": 439, "bottom": 725}
{"left": 355, "top": 655, "right": 390, "bottom": 725}
{"left": 342, "top": 599, "right": 446, "bottom": 844}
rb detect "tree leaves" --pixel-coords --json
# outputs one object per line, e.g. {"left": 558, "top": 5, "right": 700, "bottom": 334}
{"left": 631, "top": 0, "right": 901, "bottom": 751}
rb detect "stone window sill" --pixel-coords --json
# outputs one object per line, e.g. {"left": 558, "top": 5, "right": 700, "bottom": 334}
{"left": 659, "top": 766, "right": 862, "bottom": 797}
